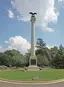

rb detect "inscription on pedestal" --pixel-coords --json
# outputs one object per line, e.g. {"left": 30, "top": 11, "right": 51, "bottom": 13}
{"left": 31, "top": 59, "right": 36, "bottom": 65}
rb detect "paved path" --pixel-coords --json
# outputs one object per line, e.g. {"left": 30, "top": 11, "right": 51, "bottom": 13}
{"left": 0, "top": 81, "right": 64, "bottom": 87}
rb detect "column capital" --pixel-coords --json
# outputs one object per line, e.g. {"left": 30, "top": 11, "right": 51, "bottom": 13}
{"left": 31, "top": 16, "right": 36, "bottom": 23}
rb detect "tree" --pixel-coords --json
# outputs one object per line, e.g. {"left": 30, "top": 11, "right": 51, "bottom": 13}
{"left": 36, "top": 38, "right": 51, "bottom": 66}
{"left": 24, "top": 49, "right": 31, "bottom": 66}
{"left": 3, "top": 49, "right": 26, "bottom": 67}
{"left": 13, "top": 55, "right": 26, "bottom": 67}
{"left": 51, "top": 45, "right": 64, "bottom": 69}
{"left": 50, "top": 46, "right": 58, "bottom": 60}
{"left": 36, "top": 38, "right": 46, "bottom": 55}
{"left": 37, "top": 55, "right": 49, "bottom": 67}
{"left": 4, "top": 49, "right": 20, "bottom": 57}
{"left": 0, "top": 53, "right": 11, "bottom": 67}
{"left": 36, "top": 38, "right": 46, "bottom": 49}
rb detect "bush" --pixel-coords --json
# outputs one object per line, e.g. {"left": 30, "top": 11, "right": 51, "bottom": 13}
{"left": 0, "top": 65, "right": 8, "bottom": 69}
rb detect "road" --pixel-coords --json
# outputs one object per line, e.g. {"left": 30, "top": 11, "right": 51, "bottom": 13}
{"left": 0, "top": 81, "right": 64, "bottom": 87}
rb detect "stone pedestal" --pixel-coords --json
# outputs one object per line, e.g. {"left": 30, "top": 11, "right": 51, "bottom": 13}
{"left": 28, "top": 56, "right": 39, "bottom": 71}
{"left": 28, "top": 55, "right": 39, "bottom": 71}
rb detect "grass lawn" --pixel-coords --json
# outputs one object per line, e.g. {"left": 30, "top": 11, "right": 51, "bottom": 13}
{"left": 0, "top": 68, "right": 64, "bottom": 81}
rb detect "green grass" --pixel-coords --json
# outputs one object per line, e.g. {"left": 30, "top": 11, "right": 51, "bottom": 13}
{"left": 0, "top": 68, "right": 64, "bottom": 81}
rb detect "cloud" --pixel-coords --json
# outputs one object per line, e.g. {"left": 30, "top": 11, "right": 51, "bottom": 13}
{"left": 11, "top": 0, "right": 59, "bottom": 32}
{"left": 41, "top": 26, "right": 55, "bottom": 32}
{"left": 0, "top": 46, "right": 6, "bottom": 52}
{"left": 58, "top": 0, "right": 64, "bottom": 8}
{"left": 8, "top": 10, "right": 14, "bottom": 18}
{"left": 46, "top": 45, "right": 55, "bottom": 49}
{"left": 4, "top": 41, "right": 8, "bottom": 44}
{"left": 58, "top": 0, "right": 64, "bottom": 2}
{"left": 5, "top": 36, "right": 31, "bottom": 54}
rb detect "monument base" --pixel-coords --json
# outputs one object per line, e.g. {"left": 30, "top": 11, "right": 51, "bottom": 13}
{"left": 28, "top": 65, "right": 39, "bottom": 71}
{"left": 28, "top": 55, "right": 39, "bottom": 71}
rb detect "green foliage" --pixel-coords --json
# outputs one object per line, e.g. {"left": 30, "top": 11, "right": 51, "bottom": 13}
{"left": 36, "top": 39, "right": 64, "bottom": 68}
{"left": 0, "top": 65, "right": 7, "bottom": 69}
{"left": 36, "top": 38, "right": 46, "bottom": 49}
{"left": 0, "top": 38, "right": 64, "bottom": 69}
{"left": 13, "top": 55, "right": 27, "bottom": 67}
{"left": 37, "top": 55, "right": 49, "bottom": 66}
{"left": 52, "top": 45, "right": 64, "bottom": 69}
{"left": 0, "top": 53, "right": 11, "bottom": 67}
{"left": 50, "top": 46, "right": 58, "bottom": 60}
{"left": 0, "top": 50, "right": 26, "bottom": 67}
{"left": 36, "top": 38, "right": 51, "bottom": 66}
{"left": 4, "top": 49, "right": 20, "bottom": 57}
{"left": 24, "top": 49, "right": 31, "bottom": 66}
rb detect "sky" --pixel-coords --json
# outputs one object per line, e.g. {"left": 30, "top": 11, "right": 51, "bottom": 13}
{"left": 0, "top": 0, "right": 64, "bottom": 54}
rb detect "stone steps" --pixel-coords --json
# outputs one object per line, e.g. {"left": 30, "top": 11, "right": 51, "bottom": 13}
{"left": 28, "top": 65, "right": 40, "bottom": 71}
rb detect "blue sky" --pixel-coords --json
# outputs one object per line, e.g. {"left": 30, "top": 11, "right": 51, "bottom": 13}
{"left": 0, "top": 0, "right": 64, "bottom": 54}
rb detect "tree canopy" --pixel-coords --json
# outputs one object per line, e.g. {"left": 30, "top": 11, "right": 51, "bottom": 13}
{"left": 0, "top": 39, "right": 64, "bottom": 69}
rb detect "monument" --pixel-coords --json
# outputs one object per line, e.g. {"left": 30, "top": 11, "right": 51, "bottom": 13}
{"left": 28, "top": 12, "right": 39, "bottom": 71}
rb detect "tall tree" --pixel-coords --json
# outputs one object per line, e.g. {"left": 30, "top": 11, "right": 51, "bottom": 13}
{"left": 50, "top": 46, "right": 58, "bottom": 60}
{"left": 36, "top": 38, "right": 51, "bottom": 66}
{"left": 36, "top": 38, "right": 46, "bottom": 55}
{"left": 52, "top": 45, "right": 64, "bottom": 68}
{"left": 36, "top": 38, "right": 46, "bottom": 49}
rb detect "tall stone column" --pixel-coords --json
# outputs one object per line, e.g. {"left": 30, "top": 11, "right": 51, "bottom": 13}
{"left": 31, "top": 15, "right": 36, "bottom": 56}
{"left": 28, "top": 12, "right": 39, "bottom": 71}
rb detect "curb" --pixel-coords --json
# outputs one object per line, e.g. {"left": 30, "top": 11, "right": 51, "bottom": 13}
{"left": 0, "top": 78, "right": 64, "bottom": 85}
